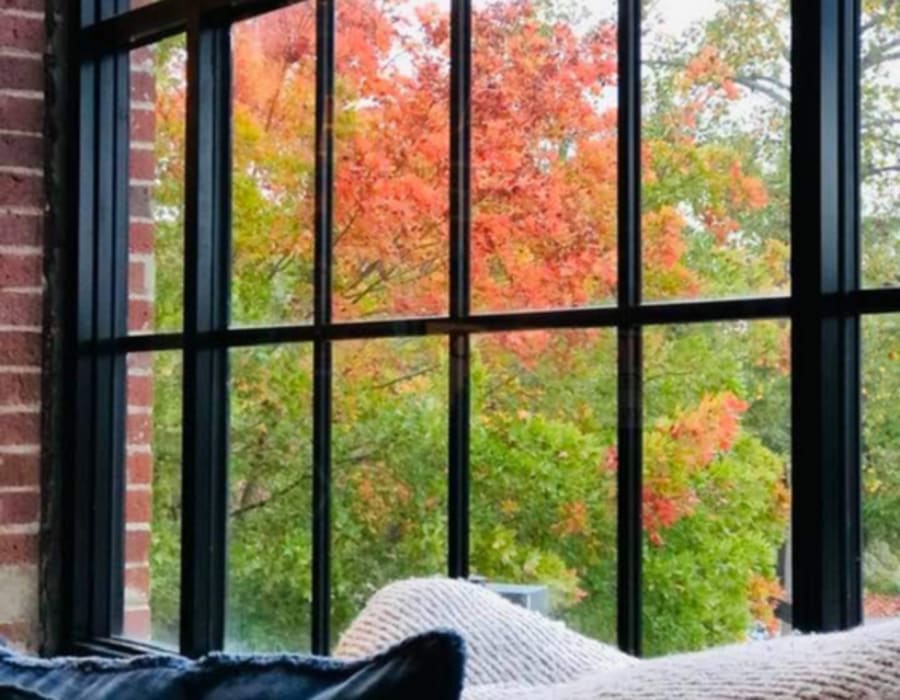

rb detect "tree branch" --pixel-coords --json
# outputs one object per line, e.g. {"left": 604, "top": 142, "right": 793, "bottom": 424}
{"left": 230, "top": 474, "right": 309, "bottom": 519}
{"left": 371, "top": 364, "right": 440, "bottom": 392}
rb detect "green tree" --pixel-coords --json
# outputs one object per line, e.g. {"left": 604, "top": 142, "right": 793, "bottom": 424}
{"left": 146, "top": 0, "right": 900, "bottom": 656}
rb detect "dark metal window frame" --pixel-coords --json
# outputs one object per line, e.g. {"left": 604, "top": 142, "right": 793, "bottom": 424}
{"left": 62, "top": 0, "right": 892, "bottom": 658}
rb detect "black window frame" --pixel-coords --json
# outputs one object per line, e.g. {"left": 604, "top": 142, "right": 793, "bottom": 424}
{"left": 61, "top": 0, "right": 895, "bottom": 658}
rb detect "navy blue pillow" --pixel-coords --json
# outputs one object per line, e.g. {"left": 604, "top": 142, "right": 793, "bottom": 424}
{"left": 0, "top": 631, "right": 464, "bottom": 700}
{"left": 0, "top": 685, "right": 51, "bottom": 700}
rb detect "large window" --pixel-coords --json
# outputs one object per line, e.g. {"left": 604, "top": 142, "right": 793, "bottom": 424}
{"left": 65, "top": 0, "right": 895, "bottom": 659}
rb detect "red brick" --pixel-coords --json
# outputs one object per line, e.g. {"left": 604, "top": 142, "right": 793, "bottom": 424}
{"left": 0, "top": 412, "right": 39, "bottom": 446}
{"left": 125, "top": 529, "right": 150, "bottom": 564}
{"left": 130, "top": 183, "right": 152, "bottom": 219}
{"left": 0, "top": 95, "right": 43, "bottom": 131}
{"left": 0, "top": 252, "right": 41, "bottom": 288}
{"left": 128, "top": 299, "right": 154, "bottom": 332}
{"left": 127, "top": 374, "right": 153, "bottom": 407}
{"left": 130, "top": 221, "right": 155, "bottom": 254}
{"left": 0, "top": 372, "right": 40, "bottom": 406}
{"left": 130, "top": 71, "right": 156, "bottom": 104}
{"left": 122, "top": 608, "right": 151, "bottom": 639}
{"left": 125, "top": 565, "right": 150, "bottom": 593}
{"left": 0, "top": 55, "right": 42, "bottom": 92}
{"left": 129, "top": 148, "right": 156, "bottom": 181}
{"left": 0, "top": 172, "right": 42, "bottom": 207}
{"left": 127, "top": 452, "right": 153, "bottom": 485}
{"left": 129, "top": 259, "right": 148, "bottom": 296}
{"left": 0, "top": 453, "right": 38, "bottom": 488}
{"left": 0, "top": 491, "right": 39, "bottom": 524}
{"left": 0, "top": 621, "right": 33, "bottom": 649}
{"left": 0, "top": 290, "right": 41, "bottom": 326}
{"left": 0, "top": 212, "right": 41, "bottom": 246}
{"left": 127, "top": 412, "right": 152, "bottom": 445}
{"left": 0, "top": 1, "right": 44, "bottom": 11}
{"left": 130, "top": 46, "right": 153, "bottom": 67}
{"left": 0, "top": 533, "right": 36, "bottom": 565}
{"left": 0, "top": 16, "right": 43, "bottom": 53}
{"left": 130, "top": 110, "right": 155, "bottom": 144}
{"left": 0, "top": 132, "right": 41, "bottom": 169}
{"left": 127, "top": 352, "right": 153, "bottom": 373}
{"left": 0, "top": 331, "right": 41, "bottom": 365}
{"left": 126, "top": 488, "right": 152, "bottom": 523}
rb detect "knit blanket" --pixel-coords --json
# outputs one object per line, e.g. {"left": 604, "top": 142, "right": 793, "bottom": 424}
{"left": 336, "top": 577, "right": 900, "bottom": 699}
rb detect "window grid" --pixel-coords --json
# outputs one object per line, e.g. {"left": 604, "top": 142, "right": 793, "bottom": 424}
{"left": 64, "top": 0, "right": 895, "bottom": 659}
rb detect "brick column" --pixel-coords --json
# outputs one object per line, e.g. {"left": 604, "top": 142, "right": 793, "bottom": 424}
{"left": 123, "top": 45, "right": 156, "bottom": 641}
{"left": 0, "top": 0, "right": 45, "bottom": 651}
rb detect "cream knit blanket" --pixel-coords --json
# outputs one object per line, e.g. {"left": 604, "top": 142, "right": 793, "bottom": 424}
{"left": 336, "top": 577, "right": 900, "bottom": 699}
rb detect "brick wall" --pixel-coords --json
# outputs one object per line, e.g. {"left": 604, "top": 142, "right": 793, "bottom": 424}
{"left": 0, "top": 0, "right": 45, "bottom": 650}
{"left": 123, "top": 45, "right": 157, "bottom": 641}
{"left": 0, "top": 2, "right": 159, "bottom": 648}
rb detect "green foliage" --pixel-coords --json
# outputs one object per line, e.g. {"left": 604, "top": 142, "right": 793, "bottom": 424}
{"left": 140, "top": 0, "right": 900, "bottom": 659}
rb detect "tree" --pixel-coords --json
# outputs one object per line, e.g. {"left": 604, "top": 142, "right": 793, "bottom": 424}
{"left": 144, "top": 0, "right": 824, "bottom": 655}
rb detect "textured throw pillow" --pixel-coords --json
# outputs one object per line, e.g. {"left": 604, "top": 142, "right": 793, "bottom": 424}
{"left": 463, "top": 620, "right": 900, "bottom": 699}
{"left": 336, "top": 577, "right": 636, "bottom": 687}
{"left": 0, "top": 630, "right": 464, "bottom": 700}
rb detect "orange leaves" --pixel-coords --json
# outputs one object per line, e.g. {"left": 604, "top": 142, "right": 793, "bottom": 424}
{"left": 683, "top": 45, "right": 740, "bottom": 101}
{"left": 728, "top": 162, "right": 769, "bottom": 210}
{"left": 643, "top": 491, "right": 696, "bottom": 547}
{"left": 747, "top": 574, "right": 784, "bottom": 635}
{"left": 468, "top": 0, "right": 619, "bottom": 312}
{"left": 668, "top": 392, "right": 749, "bottom": 468}
{"left": 349, "top": 462, "right": 414, "bottom": 535}
{"left": 228, "top": 0, "right": 775, "bottom": 317}
{"left": 643, "top": 206, "right": 688, "bottom": 270}
{"left": 552, "top": 500, "right": 591, "bottom": 537}
{"left": 643, "top": 392, "right": 750, "bottom": 546}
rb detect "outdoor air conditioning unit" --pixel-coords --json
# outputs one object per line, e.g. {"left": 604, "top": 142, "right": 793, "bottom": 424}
{"left": 469, "top": 577, "right": 550, "bottom": 615}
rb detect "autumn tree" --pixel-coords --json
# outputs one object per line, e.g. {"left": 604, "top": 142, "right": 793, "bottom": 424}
{"left": 145, "top": 0, "right": 808, "bottom": 655}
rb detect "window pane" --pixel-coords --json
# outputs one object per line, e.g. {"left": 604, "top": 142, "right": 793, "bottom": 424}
{"left": 120, "top": 351, "right": 182, "bottom": 649}
{"left": 642, "top": 321, "right": 790, "bottom": 656}
{"left": 472, "top": 1, "right": 618, "bottom": 313}
{"left": 863, "top": 315, "right": 900, "bottom": 621}
{"left": 231, "top": 5, "right": 316, "bottom": 326}
{"left": 861, "top": 3, "right": 900, "bottom": 288}
{"left": 227, "top": 344, "right": 313, "bottom": 652}
{"left": 332, "top": 338, "right": 447, "bottom": 642}
{"left": 642, "top": 1, "right": 790, "bottom": 301}
{"left": 129, "top": 36, "right": 185, "bottom": 334}
{"left": 333, "top": 0, "right": 449, "bottom": 320}
{"left": 470, "top": 330, "right": 617, "bottom": 642}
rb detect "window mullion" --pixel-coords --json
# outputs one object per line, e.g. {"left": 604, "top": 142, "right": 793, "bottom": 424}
{"left": 616, "top": 0, "right": 643, "bottom": 657}
{"left": 448, "top": 0, "right": 472, "bottom": 580}
{"left": 180, "top": 18, "right": 232, "bottom": 658}
{"left": 790, "top": 0, "right": 862, "bottom": 632}
{"left": 312, "top": 0, "right": 336, "bottom": 656}
{"left": 71, "top": 42, "right": 131, "bottom": 643}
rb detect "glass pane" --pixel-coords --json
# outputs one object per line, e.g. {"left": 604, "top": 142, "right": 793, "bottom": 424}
{"left": 642, "top": 1, "right": 790, "bottom": 301}
{"left": 333, "top": 0, "right": 449, "bottom": 320}
{"left": 642, "top": 321, "right": 791, "bottom": 656}
{"left": 861, "top": 3, "right": 900, "bottom": 287}
{"left": 471, "top": 1, "right": 618, "bottom": 313}
{"left": 863, "top": 315, "right": 900, "bottom": 621}
{"left": 227, "top": 345, "right": 313, "bottom": 652}
{"left": 470, "top": 330, "right": 617, "bottom": 642}
{"left": 129, "top": 36, "right": 186, "bottom": 334}
{"left": 120, "top": 351, "right": 182, "bottom": 648}
{"left": 231, "top": 5, "right": 316, "bottom": 326}
{"left": 332, "top": 338, "right": 447, "bottom": 642}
